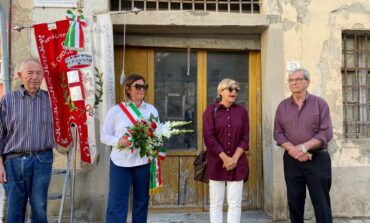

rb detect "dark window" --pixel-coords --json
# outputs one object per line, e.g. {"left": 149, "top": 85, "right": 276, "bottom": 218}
{"left": 111, "top": 0, "right": 260, "bottom": 13}
{"left": 342, "top": 32, "right": 370, "bottom": 138}
{"left": 154, "top": 50, "right": 198, "bottom": 150}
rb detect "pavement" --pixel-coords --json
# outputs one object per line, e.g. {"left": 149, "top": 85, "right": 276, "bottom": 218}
{"left": 1, "top": 187, "right": 369, "bottom": 223}
{"left": 128, "top": 211, "right": 370, "bottom": 223}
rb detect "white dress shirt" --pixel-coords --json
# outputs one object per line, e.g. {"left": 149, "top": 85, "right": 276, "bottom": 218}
{"left": 100, "top": 101, "right": 159, "bottom": 167}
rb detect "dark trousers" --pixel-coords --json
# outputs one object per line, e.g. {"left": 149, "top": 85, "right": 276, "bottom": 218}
{"left": 106, "top": 160, "right": 150, "bottom": 223}
{"left": 283, "top": 151, "right": 332, "bottom": 223}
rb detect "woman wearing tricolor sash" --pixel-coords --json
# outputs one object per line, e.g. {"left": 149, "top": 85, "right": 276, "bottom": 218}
{"left": 101, "top": 74, "right": 158, "bottom": 223}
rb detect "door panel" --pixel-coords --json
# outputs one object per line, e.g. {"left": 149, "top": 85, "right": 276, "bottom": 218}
{"left": 114, "top": 46, "right": 262, "bottom": 212}
{"left": 152, "top": 157, "right": 179, "bottom": 206}
{"left": 151, "top": 156, "right": 203, "bottom": 208}
{"left": 206, "top": 51, "right": 249, "bottom": 108}
{"left": 154, "top": 50, "right": 198, "bottom": 150}
{"left": 114, "top": 47, "right": 154, "bottom": 104}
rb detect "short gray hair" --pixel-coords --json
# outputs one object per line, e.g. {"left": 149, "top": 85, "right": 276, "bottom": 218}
{"left": 290, "top": 68, "right": 310, "bottom": 81}
{"left": 19, "top": 58, "right": 41, "bottom": 72}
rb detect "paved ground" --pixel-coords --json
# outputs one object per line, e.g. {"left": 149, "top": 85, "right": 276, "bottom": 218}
{"left": 142, "top": 211, "right": 271, "bottom": 223}
{"left": 128, "top": 211, "right": 370, "bottom": 223}
{"left": 1, "top": 186, "right": 370, "bottom": 223}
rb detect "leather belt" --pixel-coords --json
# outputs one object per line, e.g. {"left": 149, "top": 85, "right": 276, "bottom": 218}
{"left": 3, "top": 149, "right": 52, "bottom": 161}
{"left": 309, "top": 148, "right": 328, "bottom": 154}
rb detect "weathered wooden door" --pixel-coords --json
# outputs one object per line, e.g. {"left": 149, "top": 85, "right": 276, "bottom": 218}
{"left": 114, "top": 47, "right": 262, "bottom": 212}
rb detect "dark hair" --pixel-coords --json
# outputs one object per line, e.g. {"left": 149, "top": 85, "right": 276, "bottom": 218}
{"left": 123, "top": 74, "right": 146, "bottom": 102}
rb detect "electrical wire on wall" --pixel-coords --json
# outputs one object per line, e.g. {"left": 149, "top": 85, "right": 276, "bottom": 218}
{"left": 187, "top": 47, "right": 190, "bottom": 76}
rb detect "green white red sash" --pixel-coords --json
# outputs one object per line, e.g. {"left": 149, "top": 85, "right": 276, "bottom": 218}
{"left": 118, "top": 102, "right": 164, "bottom": 195}
{"left": 64, "top": 10, "right": 86, "bottom": 49}
{"left": 118, "top": 102, "right": 140, "bottom": 125}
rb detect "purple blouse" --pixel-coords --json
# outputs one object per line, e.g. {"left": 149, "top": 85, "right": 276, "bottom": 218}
{"left": 274, "top": 93, "right": 333, "bottom": 148}
{"left": 203, "top": 102, "right": 249, "bottom": 181}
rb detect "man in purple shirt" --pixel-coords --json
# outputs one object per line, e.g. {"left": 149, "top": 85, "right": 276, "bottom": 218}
{"left": 274, "top": 68, "right": 333, "bottom": 223}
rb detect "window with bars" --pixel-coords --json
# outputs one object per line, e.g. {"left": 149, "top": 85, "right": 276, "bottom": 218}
{"left": 342, "top": 32, "right": 370, "bottom": 138}
{"left": 111, "top": 0, "right": 260, "bottom": 13}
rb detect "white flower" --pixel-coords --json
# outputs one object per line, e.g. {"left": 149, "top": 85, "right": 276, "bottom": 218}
{"left": 154, "top": 122, "right": 171, "bottom": 138}
{"left": 153, "top": 121, "right": 192, "bottom": 139}
{"left": 168, "top": 121, "right": 192, "bottom": 128}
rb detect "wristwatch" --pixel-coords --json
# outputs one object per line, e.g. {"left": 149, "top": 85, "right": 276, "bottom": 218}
{"left": 300, "top": 144, "right": 307, "bottom": 153}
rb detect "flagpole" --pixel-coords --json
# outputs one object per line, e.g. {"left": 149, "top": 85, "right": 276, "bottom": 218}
{"left": 70, "top": 124, "right": 77, "bottom": 223}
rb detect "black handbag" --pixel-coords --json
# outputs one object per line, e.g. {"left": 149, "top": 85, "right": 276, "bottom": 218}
{"left": 193, "top": 150, "right": 208, "bottom": 183}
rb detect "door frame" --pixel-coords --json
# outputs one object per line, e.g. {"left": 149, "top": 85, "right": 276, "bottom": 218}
{"left": 114, "top": 47, "right": 262, "bottom": 211}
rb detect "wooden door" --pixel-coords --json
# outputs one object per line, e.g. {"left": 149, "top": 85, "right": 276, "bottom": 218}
{"left": 114, "top": 46, "right": 262, "bottom": 212}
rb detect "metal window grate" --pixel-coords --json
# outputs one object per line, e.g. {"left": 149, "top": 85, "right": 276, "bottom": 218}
{"left": 111, "top": 0, "right": 260, "bottom": 13}
{"left": 342, "top": 32, "right": 370, "bottom": 138}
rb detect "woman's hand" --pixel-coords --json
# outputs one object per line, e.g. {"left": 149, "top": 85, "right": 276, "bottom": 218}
{"left": 219, "top": 152, "right": 237, "bottom": 171}
{"left": 118, "top": 135, "right": 133, "bottom": 148}
{"left": 223, "top": 157, "right": 237, "bottom": 171}
{"left": 231, "top": 147, "right": 244, "bottom": 164}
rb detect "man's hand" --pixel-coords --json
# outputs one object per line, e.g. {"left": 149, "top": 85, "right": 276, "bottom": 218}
{"left": 298, "top": 153, "right": 312, "bottom": 162}
{"left": 0, "top": 163, "right": 6, "bottom": 184}
{"left": 288, "top": 146, "right": 306, "bottom": 160}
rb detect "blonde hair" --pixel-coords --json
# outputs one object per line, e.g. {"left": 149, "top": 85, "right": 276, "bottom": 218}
{"left": 217, "top": 78, "right": 239, "bottom": 95}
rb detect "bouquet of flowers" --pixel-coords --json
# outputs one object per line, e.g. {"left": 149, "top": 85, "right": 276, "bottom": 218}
{"left": 118, "top": 117, "right": 192, "bottom": 158}
{"left": 118, "top": 115, "right": 192, "bottom": 194}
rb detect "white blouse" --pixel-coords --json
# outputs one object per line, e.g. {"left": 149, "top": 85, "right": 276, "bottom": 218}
{"left": 100, "top": 101, "right": 159, "bottom": 167}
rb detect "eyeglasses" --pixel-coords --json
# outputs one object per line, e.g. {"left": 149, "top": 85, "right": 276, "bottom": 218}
{"left": 287, "top": 78, "right": 306, "bottom": 83}
{"left": 130, "top": 84, "right": 149, "bottom": 91}
{"left": 222, "top": 86, "right": 240, "bottom": 93}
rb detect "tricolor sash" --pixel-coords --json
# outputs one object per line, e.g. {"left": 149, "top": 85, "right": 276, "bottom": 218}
{"left": 118, "top": 102, "right": 164, "bottom": 195}
{"left": 118, "top": 102, "right": 141, "bottom": 125}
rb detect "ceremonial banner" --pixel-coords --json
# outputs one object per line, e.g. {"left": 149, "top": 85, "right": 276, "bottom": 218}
{"left": 34, "top": 20, "right": 97, "bottom": 163}
{"left": 34, "top": 20, "right": 74, "bottom": 148}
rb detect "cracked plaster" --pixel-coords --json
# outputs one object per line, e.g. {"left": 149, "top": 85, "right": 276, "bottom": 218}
{"left": 264, "top": 0, "right": 370, "bottom": 218}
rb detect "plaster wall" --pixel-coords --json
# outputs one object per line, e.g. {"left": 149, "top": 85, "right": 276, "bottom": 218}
{"left": 9, "top": 0, "right": 33, "bottom": 80}
{"left": 262, "top": 0, "right": 370, "bottom": 219}
{"left": 261, "top": 24, "right": 288, "bottom": 220}
{"left": 5, "top": 0, "right": 370, "bottom": 222}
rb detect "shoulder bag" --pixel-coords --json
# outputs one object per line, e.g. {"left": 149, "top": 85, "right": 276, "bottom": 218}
{"left": 193, "top": 106, "right": 218, "bottom": 183}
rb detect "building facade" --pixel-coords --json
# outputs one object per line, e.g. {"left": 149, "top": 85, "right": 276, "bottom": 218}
{"left": 1, "top": 0, "right": 370, "bottom": 221}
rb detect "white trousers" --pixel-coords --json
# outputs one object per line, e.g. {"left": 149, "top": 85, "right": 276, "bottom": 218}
{"left": 209, "top": 180, "right": 244, "bottom": 223}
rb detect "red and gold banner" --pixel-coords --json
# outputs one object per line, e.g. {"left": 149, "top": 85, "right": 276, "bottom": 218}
{"left": 34, "top": 20, "right": 95, "bottom": 163}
